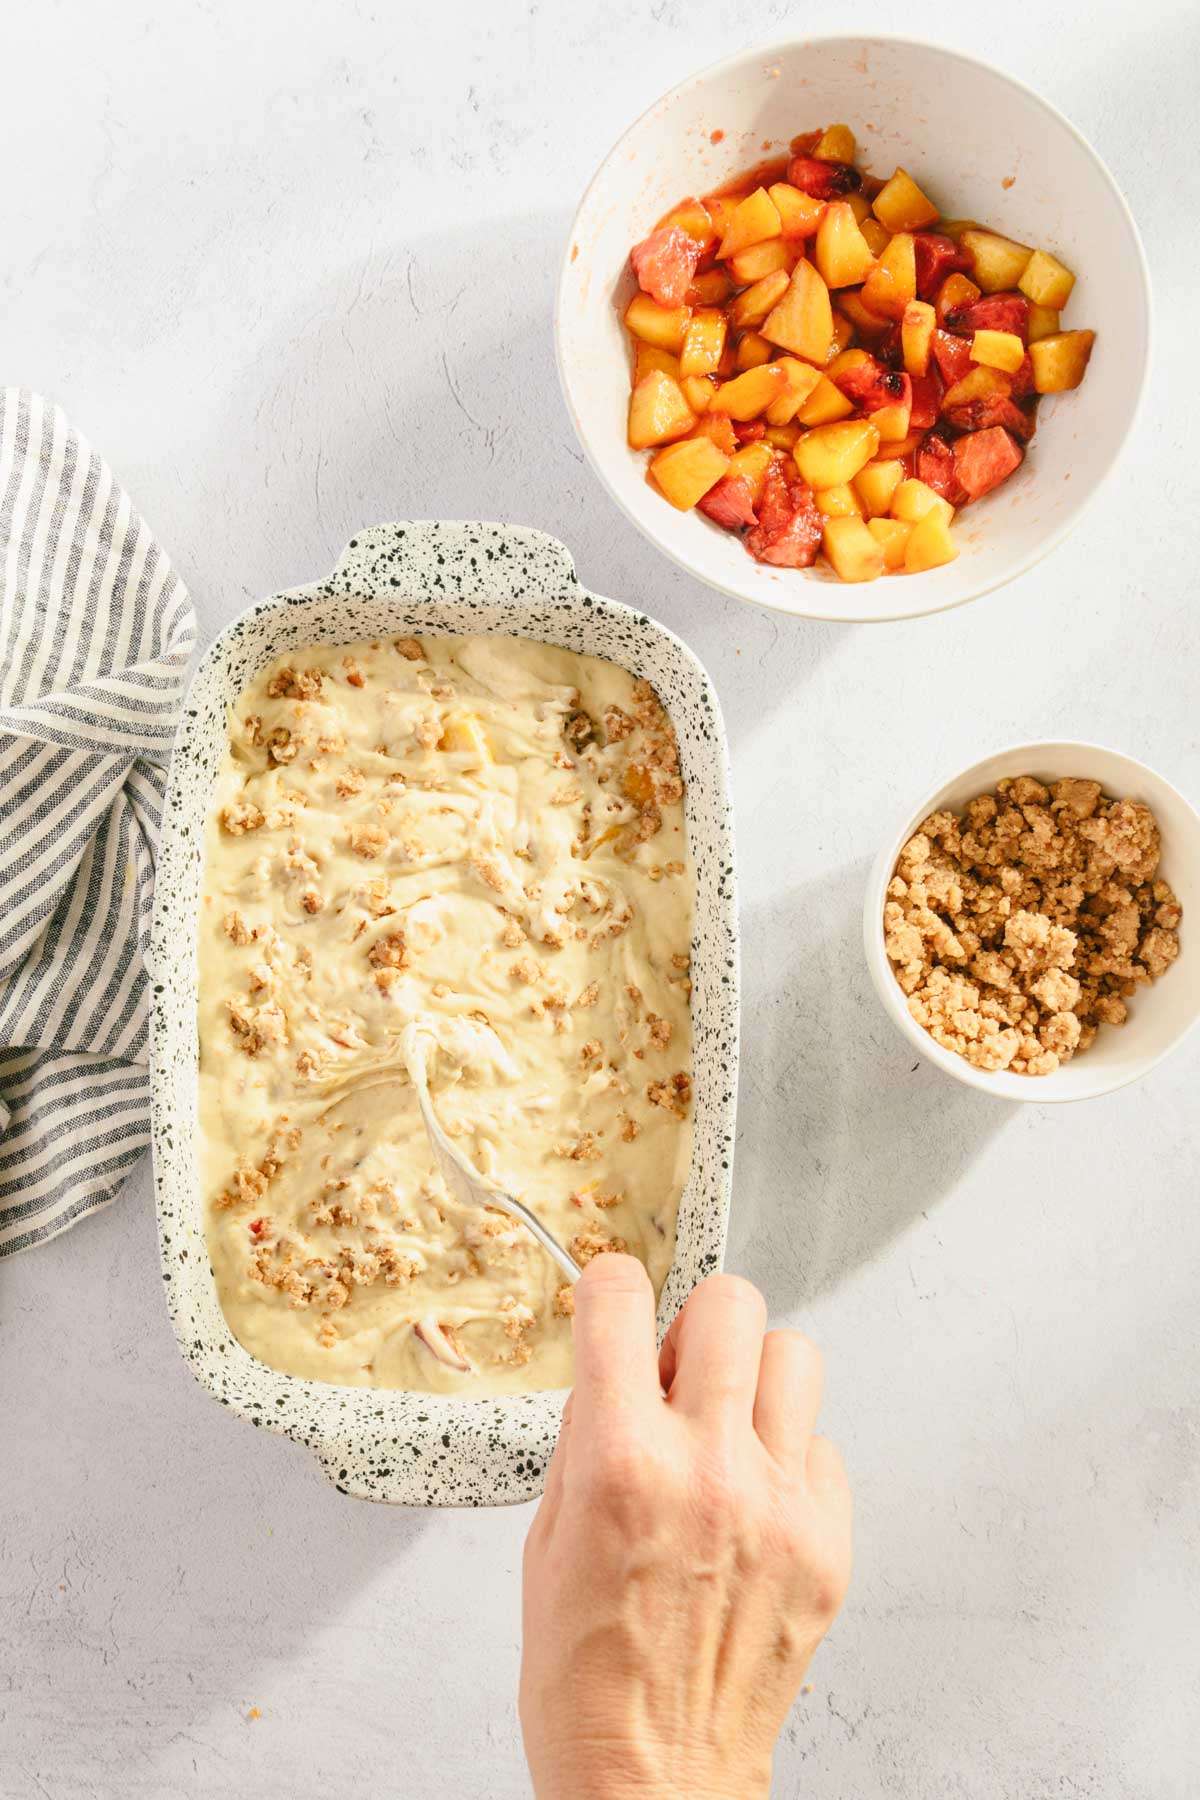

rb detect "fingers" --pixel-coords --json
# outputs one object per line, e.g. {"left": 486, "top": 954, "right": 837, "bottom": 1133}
{"left": 657, "top": 1273, "right": 767, "bottom": 1422}
{"left": 570, "top": 1253, "right": 660, "bottom": 1426}
{"left": 753, "top": 1329, "right": 824, "bottom": 1471}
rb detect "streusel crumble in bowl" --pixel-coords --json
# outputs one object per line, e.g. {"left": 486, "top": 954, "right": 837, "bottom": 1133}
{"left": 864, "top": 743, "right": 1200, "bottom": 1102}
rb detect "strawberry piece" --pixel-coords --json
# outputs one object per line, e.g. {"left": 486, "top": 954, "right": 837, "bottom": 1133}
{"left": 931, "top": 329, "right": 975, "bottom": 387}
{"left": 831, "top": 356, "right": 909, "bottom": 414}
{"left": 917, "top": 431, "right": 967, "bottom": 506}
{"left": 786, "top": 155, "right": 862, "bottom": 199}
{"left": 698, "top": 474, "right": 758, "bottom": 530}
{"left": 1010, "top": 354, "right": 1036, "bottom": 399}
{"left": 746, "top": 463, "right": 823, "bottom": 567}
{"left": 944, "top": 387, "right": 1037, "bottom": 442}
{"left": 731, "top": 420, "right": 766, "bottom": 443}
{"left": 913, "top": 232, "right": 971, "bottom": 300}
{"left": 248, "top": 1217, "right": 267, "bottom": 1238}
{"left": 952, "top": 427, "right": 1024, "bottom": 501}
{"left": 630, "top": 227, "right": 702, "bottom": 308}
{"left": 942, "top": 291, "right": 1031, "bottom": 342}
{"left": 909, "top": 372, "right": 941, "bottom": 431}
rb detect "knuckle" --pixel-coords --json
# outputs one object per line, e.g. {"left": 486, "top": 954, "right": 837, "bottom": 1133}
{"left": 695, "top": 1272, "right": 766, "bottom": 1317}
{"left": 768, "top": 1327, "right": 823, "bottom": 1373}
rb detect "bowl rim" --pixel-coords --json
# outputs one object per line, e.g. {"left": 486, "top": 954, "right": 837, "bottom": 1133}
{"left": 554, "top": 31, "right": 1154, "bottom": 626}
{"left": 861, "top": 738, "right": 1200, "bottom": 1103}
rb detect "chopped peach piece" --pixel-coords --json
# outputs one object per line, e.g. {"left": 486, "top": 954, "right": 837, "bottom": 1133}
{"left": 767, "top": 183, "right": 826, "bottom": 239}
{"left": 971, "top": 329, "right": 1025, "bottom": 374}
{"left": 735, "top": 331, "right": 773, "bottom": 371}
{"left": 941, "top": 364, "right": 1012, "bottom": 414}
{"left": 710, "top": 362, "right": 789, "bottom": 420}
{"left": 796, "top": 374, "right": 855, "bottom": 426}
{"left": 872, "top": 168, "right": 940, "bottom": 234}
{"left": 691, "top": 412, "right": 738, "bottom": 456}
{"left": 633, "top": 342, "right": 680, "bottom": 385}
{"left": 650, "top": 436, "right": 731, "bottom": 509}
{"left": 935, "top": 271, "right": 981, "bottom": 323}
{"left": 1018, "top": 249, "right": 1076, "bottom": 310}
{"left": 814, "top": 123, "right": 856, "bottom": 162}
{"left": 726, "top": 440, "right": 775, "bottom": 502}
{"left": 717, "top": 188, "right": 782, "bottom": 258}
{"left": 823, "top": 313, "right": 855, "bottom": 363}
{"left": 815, "top": 201, "right": 877, "bottom": 288}
{"left": 868, "top": 390, "right": 912, "bottom": 444}
{"left": 871, "top": 428, "right": 925, "bottom": 461}
{"left": 680, "top": 374, "right": 715, "bottom": 413}
{"left": 891, "top": 477, "right": 953, "bottom": 528}
{"left": 1028, "top": 329, "right": 1095, "bottom": 393}
{"left": 729, "top": 239, "right": 795, "bottom": 285}
{"left": 764, "top": 358, "right": 824, "bottom": 424}
{"left": 656, "top": 196, "right": 717, "bottom": 251}
{"left": 761, "top": 259, "right": 834, "bottom": 363}
{"left": 794, "top": 419, "right": 880, "bottom": 488}
{"left": 822, "top": 515, "right": 885, "bottom": 581}
{"left": 901, "top": 301, "right": 936, "bottom": 377}
{"left": 859, "top": 217, "right": 890, "bottom": 257}
{"left": 765, "top": 423, "right": 802, "bottom": 450}
{"left": 628, "top": 370, "right": 695, "bottom": 449}
{"left": 959, "top": 228, "right": 1032, "bottom": 293}
{"left": 730, "top": 268, "right": 792, "bottom": 332}
{"left": 836, "top": 290, "right": 891, "bottom": 342}
{"left": 853, "top": 458, "right": 905, "bottom": 517}
{"left": 624, "top": 294, "right": 691, "bottom": 351}
{"left": 1026, "top": 303, "right": 1060, "bottom": 343}
{"left": 866, "top": 516, "right": 913, "bottom": 570}
{"left": 903, "top": 509, "right": 958, "bottom": 571}
{"left": 689, "top": 267, "right": 735, "bottom": 306}
{"left": 861, "top": 232, "right": 916, "bottom": 320}
{"left": 815, "top": 483, "right": 862, "bottom": 517}
{"left": 679, "top": 309, "right": 728, "bottom": 377}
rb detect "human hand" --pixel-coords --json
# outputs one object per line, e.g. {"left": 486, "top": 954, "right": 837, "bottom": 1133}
{"left": 519, "top": 1256, "right": 852, "bottom": 1800}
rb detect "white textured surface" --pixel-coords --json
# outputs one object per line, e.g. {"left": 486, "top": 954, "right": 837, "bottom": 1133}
{"left": 3, "top": 1, "right": 1198, "bottom": 1795}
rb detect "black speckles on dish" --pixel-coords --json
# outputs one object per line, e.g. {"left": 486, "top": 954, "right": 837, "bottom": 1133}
{"left": 147, "top": 522, "right": 739, "bottom": 1507}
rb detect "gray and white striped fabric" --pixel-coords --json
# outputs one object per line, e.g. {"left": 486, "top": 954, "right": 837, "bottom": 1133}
{"left": 0, "top": 389, "right": 195, "bottom": 1255}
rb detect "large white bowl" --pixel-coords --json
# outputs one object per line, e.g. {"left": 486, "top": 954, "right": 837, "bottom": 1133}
{"left": 863, "top": 742, "right": 1200, "bottom": 1102}
{"left": 556, "top": 36, "right": 1151, "bottom": 624}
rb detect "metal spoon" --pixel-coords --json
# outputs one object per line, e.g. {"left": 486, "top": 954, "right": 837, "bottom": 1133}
{"left": 401, "top": 1024, "right": 582, "bottom": 1285}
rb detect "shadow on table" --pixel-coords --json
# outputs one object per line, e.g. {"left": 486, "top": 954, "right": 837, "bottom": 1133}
{"left": 182, "top": 213, "right": 848, "bottom": 730}
{"left": 727, "top": 858, "right": 1017, "bottom": 1311}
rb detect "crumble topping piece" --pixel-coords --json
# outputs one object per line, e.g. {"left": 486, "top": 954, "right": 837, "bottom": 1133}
{"left": 569, "top": 1230, "right": 629, "bottom": 1266}
{"left": 647, "top": 1072, "right": 692, "bottom": 1118}
{"left": 349, "top": 823, "right": 388, "bottom": 858}
{"left": 220, "top": 800, "right": 264, "bottom": 835}
{"left": 266, "top": 666, "right": 324, "bottom": 701}
{"left": 884, "top": 776, "right": 1182, "bottom": 1075}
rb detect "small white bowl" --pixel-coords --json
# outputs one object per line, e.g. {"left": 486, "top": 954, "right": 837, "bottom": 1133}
{"left": 863, "top": 743, "right": 1200, "bottom": 1102}
{"left": 556, "top": 36, "right": 1151, "bottom": 624}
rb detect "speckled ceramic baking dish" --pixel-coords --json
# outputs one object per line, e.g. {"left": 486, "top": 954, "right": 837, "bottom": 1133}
{"left": 148, "top": 522, "right": 738, "bottom": 1506}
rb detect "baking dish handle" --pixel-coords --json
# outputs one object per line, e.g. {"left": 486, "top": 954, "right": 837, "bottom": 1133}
{"left": 325, "top": 521, "right": 581, "bottom": 603}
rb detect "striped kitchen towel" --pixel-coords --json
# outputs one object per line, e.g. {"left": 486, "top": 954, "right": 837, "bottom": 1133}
{"left": 0, "top": 389, "right": 195, "bottom": 1255}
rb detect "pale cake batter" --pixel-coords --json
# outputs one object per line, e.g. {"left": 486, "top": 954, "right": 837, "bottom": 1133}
{"left": 197, "top": 634, "right": 694, "bottom": 1394}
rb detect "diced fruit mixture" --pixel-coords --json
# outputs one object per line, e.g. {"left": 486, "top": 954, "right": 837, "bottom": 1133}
{"left": 623, "top": 124, "right": 1095, "bottom": 583}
